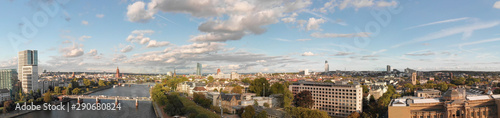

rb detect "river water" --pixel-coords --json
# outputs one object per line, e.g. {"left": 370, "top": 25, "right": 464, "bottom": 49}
{"left": 14, "top": 84, "right": 156, "bottom": 118}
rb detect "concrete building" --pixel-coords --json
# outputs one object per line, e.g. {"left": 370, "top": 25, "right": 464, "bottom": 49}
{"left": 415, "top": 89, "right": 442, "bottom": 98}
{"left": 0, "top": 89, "right": 10, "bottom": 103}
{"left": 412, "top": 72, "right": 417, "bottom": 85}
{"left": 387, "top": 65, "right": 391, "bottom": 72}
{"left": 389, "top": 88, "right": 500, "bottom": 118}
{"left": 299, "top": 69, "right": 309, "bottom": 76}
{"left": 289, "top": 81, "right": 363, "bottom": 117}
{"left": 196, "top": 63, "right": 202, "bottom": 76}
{"left": 230, "top": 72, "right": 240, "bottom": 80}
{"left": 18, "top": 50, "right": 39, "bottom": 93}
{"left": 325, "top": 60, "right": 329, "bottom": 73}
{"left": 0, "top": 69, "right": 17, "bottom": 90}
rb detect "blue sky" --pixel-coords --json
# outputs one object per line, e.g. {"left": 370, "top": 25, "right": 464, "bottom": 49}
{"left": 1, "top": 0, "right": 500, "bottom": 74}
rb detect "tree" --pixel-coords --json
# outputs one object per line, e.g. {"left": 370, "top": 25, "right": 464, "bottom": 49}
{"left": 72, "top": 88, "right": 81, "bottom": 95}
{"left": 241, "top": 106, "right": 255, "bottom": 118}
{"left": 213, "top": 88, "right": 218, "bottom": 92}
{"left": 348, "top": 111, "right": 360, "bottom": 118}
{"left": 285, "top": 106, "right": 329, "bottom": 118}
{"left": 3, "top": 100, "right": 14, "bottom": 113}
{"left": 249, "top": 78, "right": 270, "bottom": 96}
{"left": 231, "top": 85, "right": 243, "bottom": 94}
{"left": 263, "top": 102, "right": 270, "bottom": 108}
{"left": 241, "top": 78, "right": 251, "bottom": 84}
{"left": 293, "top": 90, "right": 314, "bottom": 108}
{"left": 437, "top": 83, "right": 449, "bottom": 92}
{"left": 256, "top": 110, "right": 268, "bottom": 118}
{"left": 84, "top": 78, "right": 92, "bottom": 87}
{"left": 54, "top": 86, "right": 61, "bottom": 94}
{"left": 361, "top": 85, "right": 369, "bottom": 93}
{"left": 98, "top": 80, "right": 106, "bottom": 86}
{"left": 207, "top": 76, "right": 215, "bottom": 83}
{"left": 43, "top": 91, "right": 52, "bottom": 103}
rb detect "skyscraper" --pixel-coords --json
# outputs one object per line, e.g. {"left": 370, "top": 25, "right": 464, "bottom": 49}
{"left": 325, "top": 60, "right": 329, "bottom": 73}
{"left": 217, "top": 68, "right": 221, "bottom": 75}
{"left": 18, "top": 50, "right": 38, "bottom": 93}
{"left": 387, "top": 65, "right": 391, "bottom": 72}
{"left": 196, "top": 63, "right": 202, "bottom": 76}
{"left": 0, "top": 69, "right": 17, "bottom": 90}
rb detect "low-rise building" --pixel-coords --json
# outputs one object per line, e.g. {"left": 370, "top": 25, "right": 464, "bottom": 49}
{"left": 0, "top": 89, "right": 10, "bottom": 102}
{"left": 389, "top": 88, "right": 500, "bottom": 118}
{"left": 415, "top": 89, "right": 442, "bottom": 98}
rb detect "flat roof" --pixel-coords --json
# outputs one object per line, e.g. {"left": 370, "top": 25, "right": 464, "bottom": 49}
{"left": 412, "top": 98, "right": 441, "bottom": 104}
{"left": 466, "top": 95, "right": 492, "bottom": 100}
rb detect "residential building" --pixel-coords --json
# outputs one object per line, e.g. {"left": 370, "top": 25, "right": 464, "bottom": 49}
{"left": 387, "top": 65, "right": 391, "bottom": 72}
{"left": 215, "top": 93, "right": 242, "bottom": 114}
{"left": 411, "top": 72, "right": 417, "bottom": 85}
{"left": 415, "top": 89, "right": 442, "bottom": 98}
{"left": 0, "top": 89, "right": 10, "bottom": 103}
{"left": 18, "top": 50, "right": 39, "bottom": 93}
{"left": 389, "top": 87, "right": 500, "bottom": 118}
{"left": 230, "top": 72, "right": 240, "bottom": 80}
{"left": 0, "top": 69, "right": 17, "bottom": 90}
{"left": 289, "top": 81, "right": 363, "bottom": 117}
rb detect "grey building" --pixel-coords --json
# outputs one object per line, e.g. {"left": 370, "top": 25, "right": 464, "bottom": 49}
{"left": 18, "top": 50, "right": 39, "bottom": 93}
{"left": 196, "top": 63, "right": 202, "bottom": 76}
{"left": 0, "top": 69, "right": 17, "bottom": 90}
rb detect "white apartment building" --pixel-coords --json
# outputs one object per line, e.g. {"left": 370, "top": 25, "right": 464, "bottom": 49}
{"left": 289, "top": 81, "right": 363, "bottom": 117}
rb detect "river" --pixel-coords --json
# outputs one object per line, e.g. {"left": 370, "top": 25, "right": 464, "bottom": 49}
{"left": 14, "top": 84, "right": 156, "bottom": 118}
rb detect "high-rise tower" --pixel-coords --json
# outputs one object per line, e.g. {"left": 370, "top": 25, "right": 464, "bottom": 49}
{"left": 116, "top": 67, "right": 121, "bottom": 78}
{"left": 324, "top": 60, "right": 329, "bottom": 73}
{"left": 196, "top": 63, "right": 202, "bottom": 76}
{"left": 18, "top": 50, "right": 38, "bottom": 93}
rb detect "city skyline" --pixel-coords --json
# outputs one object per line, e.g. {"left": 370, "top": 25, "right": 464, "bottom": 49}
{"left": 1, "top": 0, "right": 500, "bottom": 73}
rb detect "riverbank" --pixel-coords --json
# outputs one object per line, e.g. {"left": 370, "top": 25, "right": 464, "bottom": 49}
{"left": 0, "top": 108, "right": 38, "bottom": 118}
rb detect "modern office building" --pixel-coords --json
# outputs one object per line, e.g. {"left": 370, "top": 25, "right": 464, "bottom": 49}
{"left": 289, "top": 81, "right": 363, "bottom": 117}
{"left": 387, "top": 65, "right": 391, "bottom": 72}
{"left": 0, "top": 69, "right": 17, "bottom": 90}
{"left": 412, "top": 72, "right": 417, "bottom": 85}
{"left": 18, "top": 50, "right": 39, "bottom": 93}
{"left": 116, "top": 67, "right": 121, "bottom": 78}
{"left": 196, "top": 63, "right": 202, "bottom": 76}
{"left": 325, "top": 60, "right": 329, "bottom": 73}
{"left": 389, "top": 88, "right": 500, "bottom": 118}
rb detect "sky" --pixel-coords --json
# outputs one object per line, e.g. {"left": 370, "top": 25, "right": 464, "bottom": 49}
{"left": 1, "top": 0, "right": 500, "bottom": 74}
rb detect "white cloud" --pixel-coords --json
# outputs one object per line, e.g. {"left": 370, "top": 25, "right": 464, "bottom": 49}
{"left": 64, "top": 48, "right": 84, "bottom": 57}
{"left": 62, "top": 40, "right": 71, "bottom": 44}
{"left": 81, "top": 20, "right": 89, "bottom": 25}
{"left": 392, "top": 21, "right": 500, "bottom": 48}
{"left": 146, "top": 40, "right": 170, "bottom": 48}
{"left": 96, "top": 14, "right": 105, "bottom": 18}
{"left": 275, "top": 38, "right": 292, "bottom": 42}
{"left": 281, "top": 13, "right": 298, "bottom": 23}
{"left": 126, "top": 1, "right": 155, "bottom": 23}
{"left": 121, "top": 45, "right": 134, "bottom": 53}
{"left": 78, "top": 35, "right": 92, "bottom": 41}
{"left": 306, "top": 18, "right": 326, "bottom": 31}
{"left": 377, "top": 1, "right": 397, "bottom": 7}
{"left": 495, "top": 1, "right": 500, "bottom": 9}
{"left": 296, "top": 39, "right": 311, "bottom": 41}
{"left": 311, "top": 32, "right": 371, "bottom": 38}
{"left": 301, "top": 52, "right": 315, "bottom": 56}
{"left": 126, "top": 30, "right": 155, "bottom": 44}
{"left": 87, "top": 49, "right": 97, "bottom": 56}
{"left": 405, "top": 17, "right": 471, "bottom": 30}
{"left": 128, "top": 0, "right": 312, "bottom": 42}
{"left": 0, "top": 57, "right": 18, "bottom": 69}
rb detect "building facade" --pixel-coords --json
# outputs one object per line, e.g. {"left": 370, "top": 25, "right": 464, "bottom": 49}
{"left": 18, "top": 50, "right": 39, "bottom": 93}
{"left": 289, "top": 81, "right": 363, "bottom": 117}
{"left": 0, "top": 69, "right": 17, "bottom": 90}
{"left": 325, "top": 60, "right": 329, "bottom": 73}
{"left": 389, "top": 88, "right": 500, "bottom": 118}
{"left": 196, "top": 63, "right": 202, "bottom": 76}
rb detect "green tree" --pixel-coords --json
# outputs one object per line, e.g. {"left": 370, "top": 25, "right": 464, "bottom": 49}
{"left": 348, "top": 111, "right": 360, "bottom": 118}
{"left": 54, "top": 86, "right": 61, "bottom": 94}
{"left": 207, "top": 76, "right": 215, "bottom": 83}
{"left": 263, "top": 102, "right": 270, "bottom": 108}
{"left": 294, "top": 90, "right": 314, "bottom": 108}
{"left": 231, "top": 85, "right": 243, "bottom": 94}
{"left": 98, "top": 80, "right": 106, "bottom": 86}
{"left": 361, "top": 85, "right": 369, "bottom": 93}
{"left": 43, "top": 91, "right": 52, "bottom": 103}
{"left": 84, "top": 78, "right": 92, "bottom": 87}
{"left": 3, "top": 100, "right": 14, "bottom": 113}
{"left": 241, "top": 78, "right": 251, "bottom": 84}
{"left": 437, "top": 83, "right": 448, "bottom": 92}
{"left": 285, "top": 106, "right": 329, "bottom": 118}
{"left": 249, "top": 78, "right": 270, "bottom": 96}
{"left": 72, "top": 88, "right": 81, "bottom": 95}
{"left": 241, "top": 106, "right": 255, "bottom": 118}
{"left": 256, "top": 110, "right": 268, "bottom": 118}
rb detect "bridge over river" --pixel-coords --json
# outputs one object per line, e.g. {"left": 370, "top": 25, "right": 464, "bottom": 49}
{"left": 60, "top": 95, "right": 152, "bottom": 101}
